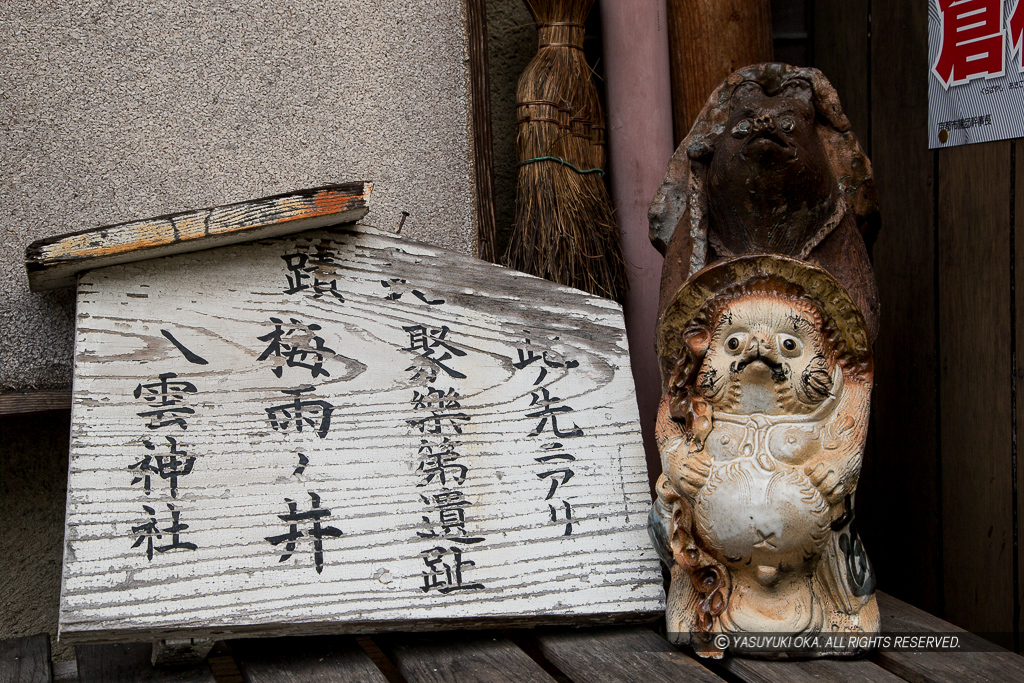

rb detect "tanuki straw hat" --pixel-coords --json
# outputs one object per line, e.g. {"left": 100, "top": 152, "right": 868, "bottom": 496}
{"left": 655, "top": 254, "right": 872, "bottom": 384}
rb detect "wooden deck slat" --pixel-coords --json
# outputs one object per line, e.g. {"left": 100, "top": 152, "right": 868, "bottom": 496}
{"left": 533, "top": 627, "right": 724, "bottom": 683}
{"left": 0, "top": 635, "right": 52, "bottom": 683}
{"left": 720, "top": 657, "right": 904, "bottom": 683}
{"left": 0, "top": 391, "right": 72, "bottom": 416}
{"left": 873, "top": 592, "right": 1024, "bottom": 682}
{"left": 75, "top": 643, "right": 215, "bottom": 683}
{"left": 375, "top": 632, "right": 557, "bottom": 683}
{"left": 25, "top": 182, "right": 371, "bottom": 291}
{"left": 230, "top": 635, "right": 389, "bottom": 683}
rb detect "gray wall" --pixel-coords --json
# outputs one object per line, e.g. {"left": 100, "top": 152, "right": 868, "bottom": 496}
{"left": 1, "top": 0, "right": 477, "bottom": 394}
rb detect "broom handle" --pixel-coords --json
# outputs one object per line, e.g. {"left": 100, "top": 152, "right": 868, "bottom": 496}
{"left": 537, "top": 24, "right": 585, "bottom": 49}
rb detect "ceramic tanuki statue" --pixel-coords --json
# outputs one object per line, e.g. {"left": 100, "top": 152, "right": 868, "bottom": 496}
{"left": 648, "top": 63, "right": 880, "bottom": 343}
{"left": 648, "top": 256, "right": 878, "bottom": 658}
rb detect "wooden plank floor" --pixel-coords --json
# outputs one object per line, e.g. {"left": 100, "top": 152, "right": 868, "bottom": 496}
{"left": 230, "top": 636, "right": 387, "bottom": 683}
{"left": 7, "top": 592, "right": 1024, "bottom": 682}
{"left": 74, "top": 643, "right": 215, "bottom": 683}
{"left": 0, "top": 634, "right": 51, "bottom": 683}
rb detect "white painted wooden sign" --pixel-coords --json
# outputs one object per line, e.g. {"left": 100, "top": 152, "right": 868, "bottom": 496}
{"left": 60, "top": 223, "right": 664, "bottom": 643}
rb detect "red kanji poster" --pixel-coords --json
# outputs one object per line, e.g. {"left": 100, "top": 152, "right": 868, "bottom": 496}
{"left": 929, "top": 0, "right": 1024, "bottom": 147}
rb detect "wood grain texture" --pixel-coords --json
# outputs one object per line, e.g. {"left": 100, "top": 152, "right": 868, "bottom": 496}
{"left": 0, "top": 635, "right": 51, "bottom": 683}
{"left": 874, "top": 591, "right": 1024, "bottom": 682}
{"left": 770, "top": 0, "right": 809, "bottom": 66}
{"left": 75, "top": 643, "right": 215, "bottom": 683}
{"left": 0, "top": 391, "right": 72, "bottom": 416}
{"left": 664, "top": 0, "right": 773, "bottom": 142}
{"left": 466, "top": 0, "right": 498, "bottom": 263}
{"left": 375, "top": 632, "right": 556, "bottom": 683}
{"left": 60, "top": 223, "right": 663, "bottom": 644}
{"left": 865, "top": 0, "right": 941, "bottom": 615}
{"left": 812, "top": 0, "right": 870, "bottom": 153}
{"left": 533, "top": 627, "right": 724, "bottom": 683}
{"left": 25, "top": 183, "right": 371, "bottom": 291}
{"left": 231, "top": 636, "right": 389, "bottom": 683}
{"left": 1018, "top": 139, "right": 1024, "bottom": 640}
{"left": 720, "top": 656, "right": 904, "bottom": 683}
{"left": 938, "top": 141, "right": 1013, "bottom": 634}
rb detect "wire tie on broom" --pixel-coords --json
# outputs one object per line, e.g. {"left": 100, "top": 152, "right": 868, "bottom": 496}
{"left": 518, "top": 156, "right": 604, "bottom": 178}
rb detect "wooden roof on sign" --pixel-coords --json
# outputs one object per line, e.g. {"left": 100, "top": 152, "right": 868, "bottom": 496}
{"left": 24, "top": 182, "right": 372, "bottom": 291}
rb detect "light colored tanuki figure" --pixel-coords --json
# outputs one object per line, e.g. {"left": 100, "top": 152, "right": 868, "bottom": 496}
{"left": 650, "top": 255, "right": 878, "bottom": 658}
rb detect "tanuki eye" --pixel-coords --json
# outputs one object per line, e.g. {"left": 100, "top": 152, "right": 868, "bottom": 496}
{"left": 732, "top": 119, "right": 752, "bottom": 138}
{"left": 724, "top": 333, "right": 747, "bottom": 354}
{"left": 778, "top": 334, "right": 801, "bottom": 357}
{"left": 779, "top": 117, "right": 795, "bottom": 132}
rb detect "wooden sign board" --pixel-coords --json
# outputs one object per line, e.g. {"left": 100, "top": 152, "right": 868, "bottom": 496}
{"left": 60, "top": 223, "right": 664, "bottom": 643}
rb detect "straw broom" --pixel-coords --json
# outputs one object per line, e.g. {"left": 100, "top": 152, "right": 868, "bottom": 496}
{"left": 503, "top": 0, "right": 626, "bottom": 302}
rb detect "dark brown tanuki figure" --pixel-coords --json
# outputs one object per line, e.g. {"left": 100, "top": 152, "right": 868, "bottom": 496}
{"left": 649, "top": 63, "right": 879, "bottom": 341}
{"left": 647, "top": 64, "right": 881, "bottom": 658}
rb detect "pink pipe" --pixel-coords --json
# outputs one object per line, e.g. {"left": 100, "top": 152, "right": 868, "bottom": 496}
{"left": 600, "top": 0, "right": 675, "bottom": 489}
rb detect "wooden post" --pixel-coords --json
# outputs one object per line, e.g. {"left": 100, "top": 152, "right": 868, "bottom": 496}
{"left": 599, "top": 0, "right": 674, "bottom": 487}
{"left": 664, "top": 0, "right": 773, "bottom": 141}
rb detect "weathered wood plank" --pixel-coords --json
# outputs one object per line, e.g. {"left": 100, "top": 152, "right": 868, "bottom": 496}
{"left": 206, "top": 642, "right": 244, "bottom": 683}
{"left": 49, "top": 661, "right": 77, "bottom": 683}
{"left": 812, "top": 0, "right": 870, "bottom": 152}
{"left": 770, "top": 0, "right": 808, "bottom": 66}
{"left": 375, "top": 632, "right": 557, "bottom": 683}
{"left": 25, "top": 183, "right": 371, "bottom": 292}
{"left": 230, "top": 636, "right": 388, "bottom": 683}
{"left": 664, "top": 0, "right": 773, "bottom": 141}
{"left": 720, "top": 656, "right": 903, "bottom": 683}
{"left": 59, "top": 223, "right": 663, "bottom": 644}
{"left": 0, "top": 391, "right": 72, "bottom": 416}
{"left": 1018, "top": 139, "right": 1024, "bottom": 640}
{"left": 75, "top": 643, "right": 214, "bottom": 683}
{"left": 874, "top": 591, "right": 1024, "bottom": 682}
{"left": 0, "top": 635, "right": 52, "bottom": 683}
{"left": 938, "top": 141, "right": 1014, "bottom": 635}
{"left": 533, "top": 627, "right": 724, "bottom": 683}
{"left": 866, "top": 0, "right": 941, "bottom": 615}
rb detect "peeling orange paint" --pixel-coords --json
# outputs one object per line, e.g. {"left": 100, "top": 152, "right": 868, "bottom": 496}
{"left": 37, "top": 186, "right": 370, "bottom": 263}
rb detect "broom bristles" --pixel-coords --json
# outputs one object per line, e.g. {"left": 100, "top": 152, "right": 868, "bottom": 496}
{"left": 504, "top": 0, "right": 626, "bottom": 303}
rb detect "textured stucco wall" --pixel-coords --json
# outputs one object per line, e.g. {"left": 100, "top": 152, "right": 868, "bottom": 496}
{"left": 0, "top": 0, "right": 476, "bottom": 393}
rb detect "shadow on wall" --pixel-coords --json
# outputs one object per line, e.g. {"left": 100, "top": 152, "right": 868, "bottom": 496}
{"left": 0, "top": 411, "right": 73, "bottom": 660}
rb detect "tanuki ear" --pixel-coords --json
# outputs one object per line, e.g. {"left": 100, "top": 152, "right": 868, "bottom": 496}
{"left": 685, "top": 328, "right": 711, "bottom": 358}
{"left": 668, "top": 326, "right": 711, "bottom": 417}
{"left": 686, "top": 138, "right": 716, "bottom": 163}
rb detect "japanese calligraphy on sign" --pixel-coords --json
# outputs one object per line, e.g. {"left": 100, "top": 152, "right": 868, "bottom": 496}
{"left": 60, "top": 223, "right": 663, "bottom": 644}
{"left": 929, "top": 0, "right": 1024, "bottom": 147}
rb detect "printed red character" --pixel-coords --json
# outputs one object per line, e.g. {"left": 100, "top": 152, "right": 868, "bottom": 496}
{"left": 933, "top": 0, "right": 1005, "bottom": 87}
{"left": 1010, "top": 0, "right": 1024, "bottom": 70}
